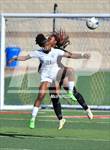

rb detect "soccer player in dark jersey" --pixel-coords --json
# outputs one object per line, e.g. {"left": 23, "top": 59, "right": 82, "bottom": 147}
{"left": 35, "top": 32, "right": 93, "bottom": 129}
{"left": 45, "top": 30, "right": 93, "bottom": 126}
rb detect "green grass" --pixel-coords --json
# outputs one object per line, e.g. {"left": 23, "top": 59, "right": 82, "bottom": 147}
{"left": 0, "top": 110, "right": 110, "bottom": 150}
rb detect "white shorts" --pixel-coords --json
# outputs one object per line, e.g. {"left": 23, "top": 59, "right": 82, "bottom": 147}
{"left": 40, "top": 67, "right": 60, "bottom": 83}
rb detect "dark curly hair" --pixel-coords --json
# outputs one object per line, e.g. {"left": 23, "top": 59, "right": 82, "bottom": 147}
{"left": 35, "top": 34, "right": 47, "bottom": 47}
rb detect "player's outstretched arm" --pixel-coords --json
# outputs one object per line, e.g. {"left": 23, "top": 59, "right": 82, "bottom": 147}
{"left": 63, "top": 51, "right": 90, "bottom": 59}
{"left": 8, "top": 55, "right": 31, "bottom": 64}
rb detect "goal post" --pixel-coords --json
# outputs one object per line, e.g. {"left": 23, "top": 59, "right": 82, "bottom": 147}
{"left": 0, "top": 13, "right": 110, "bottom": 110}
{"left": 0, "top": 14, "right": 5, "bottom": 110}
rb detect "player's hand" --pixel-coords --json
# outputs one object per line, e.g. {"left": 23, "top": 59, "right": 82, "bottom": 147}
{"left": 7, "top": 59, "right": 14, "bottom": 65}
{"left": 82, "top": 53, "right": 91, "bottom": 59}
{"left": 8, "top": 56, "right": 17, "bottom": 64}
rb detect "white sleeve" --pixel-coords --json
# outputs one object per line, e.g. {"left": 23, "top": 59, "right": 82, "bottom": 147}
{"left": 55, "top": 49, "right": 65, "bottom": 56}
{"left": 29, "top": 50, "right": 40, "bottom": 58}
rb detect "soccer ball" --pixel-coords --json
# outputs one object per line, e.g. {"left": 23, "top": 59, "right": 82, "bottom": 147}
{"left": 86, "top": 17, "right": 99, "bottom": 30}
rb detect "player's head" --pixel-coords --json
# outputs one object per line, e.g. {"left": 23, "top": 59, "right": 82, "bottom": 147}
{"left": 35, "top": 34, "right": 47, "bottom": 47}
{"left": 47, "top": 34, "right": 57, "bottom": 48}
{"left": 35, "top": 33, "right": 53, "bottom": 51}
{"left": 48, "top": 30, "right": 70, "bottom": 49}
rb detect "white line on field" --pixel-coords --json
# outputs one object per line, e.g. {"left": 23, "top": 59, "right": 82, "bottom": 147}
{"left": 0, "top": 148, "right": 31, "bottom": 150}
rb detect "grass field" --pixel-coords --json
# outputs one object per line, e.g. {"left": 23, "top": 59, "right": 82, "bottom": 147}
{"left": 0, "top": 109, "right": 110, "bottom": 150}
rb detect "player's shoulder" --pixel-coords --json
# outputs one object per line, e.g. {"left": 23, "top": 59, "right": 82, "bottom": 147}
{"left": 37, "top": 48, "right": 43, "bottom": 52}
{"left": 52, "top": 47, "right": 63, "bottom": 52}
{"left": 33, "top": 49, "right": 43, "bottom": 53}
{"left": 29, "top": 48, "right": 43, "bottom": 57}
{"left": 53, "top": 47, "right": 60, "bottom": 50}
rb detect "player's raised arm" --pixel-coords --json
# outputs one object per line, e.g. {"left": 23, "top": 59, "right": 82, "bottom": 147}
{"left": 63, "top": 51, "right": 90, "bottom": 59}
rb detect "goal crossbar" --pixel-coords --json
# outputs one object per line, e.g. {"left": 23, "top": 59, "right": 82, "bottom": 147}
{"left": 1, "top": 13, "right": 110, "bottom": 18}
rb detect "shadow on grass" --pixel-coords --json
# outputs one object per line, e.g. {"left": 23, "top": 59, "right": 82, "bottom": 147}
{"left": 0, "top": 132, "right": 54, "bottom": 139}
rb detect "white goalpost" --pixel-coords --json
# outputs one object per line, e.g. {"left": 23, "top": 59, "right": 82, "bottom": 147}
{"left": 0, "top": 13, "right": 110, "bottom": 110}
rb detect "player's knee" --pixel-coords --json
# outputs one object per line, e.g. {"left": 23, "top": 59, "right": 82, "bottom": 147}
{"left": 38, "top": 93, "right": 45, "bottom": 100}
{"left": 67, "top": 67, "right": 74, "bottom": 74}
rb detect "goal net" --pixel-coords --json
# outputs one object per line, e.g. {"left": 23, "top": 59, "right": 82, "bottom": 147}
{"left": 0, "top": 13, "right": 110, "bottom": 110}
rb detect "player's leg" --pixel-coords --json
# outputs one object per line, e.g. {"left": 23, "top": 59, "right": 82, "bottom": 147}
{"left": 49, "top": 84, "right": 66, "bottom": 130}
{"left": 57, "top": 67, "right": 77, "bottom": 101}
{"left": 63, "top": 81, "right": 93, "bottom": 119}
{"left": 51, "top": 96, "right": 66, "bottom": 130}
{"left": 29, "top": 81, "right": 50, "bottom": 129}
{"left": 49, "top": 85, "right": 62, "bottom": 120}
{"left": 65, "top": 67, "right": 77, "bottom": 101}
{"left": 61, "top": 67, "right": 93, "bottom": 119}
{"left": 73, "top": 87, "right": 93, "bottom": 119}
{"left": 57, "top": 67, "right": 93, "bottom": 119}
